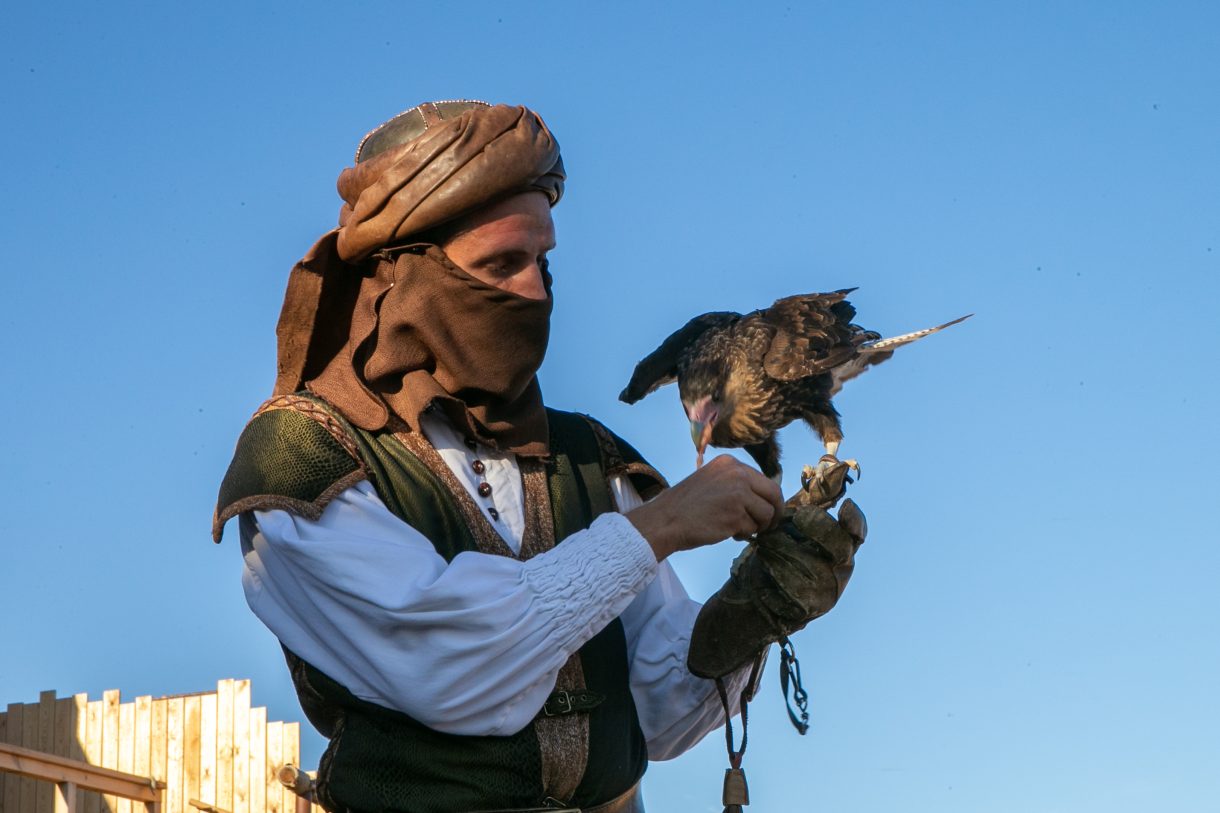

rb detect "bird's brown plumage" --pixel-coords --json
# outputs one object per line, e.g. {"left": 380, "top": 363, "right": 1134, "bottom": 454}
{"left": 620, "top": 288, "right": 969, "bottom": 479}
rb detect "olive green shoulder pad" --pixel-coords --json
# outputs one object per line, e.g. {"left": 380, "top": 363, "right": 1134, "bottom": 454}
{"left": 212, "top": 395, "right": 366, "bottom": 542}
{"left": 569, "top": 412, "right": 669, "bottom": 502}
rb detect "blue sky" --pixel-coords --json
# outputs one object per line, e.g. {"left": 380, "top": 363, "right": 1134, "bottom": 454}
{"left": 1, "top": 2, "right": 1217, "bottom": 810}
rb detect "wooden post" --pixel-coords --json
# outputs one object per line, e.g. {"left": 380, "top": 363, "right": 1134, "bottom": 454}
{"left": 56, "top": 779, "right": 78, "bottom": 813}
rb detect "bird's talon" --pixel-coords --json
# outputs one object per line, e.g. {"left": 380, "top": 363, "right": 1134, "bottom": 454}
{"left": 800, "top": 464, "right": 816, "bottom": 491}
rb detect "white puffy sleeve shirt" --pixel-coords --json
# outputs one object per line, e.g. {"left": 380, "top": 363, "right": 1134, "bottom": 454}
{"left": 239, "top": 414, "right": 752, "bottom": 761}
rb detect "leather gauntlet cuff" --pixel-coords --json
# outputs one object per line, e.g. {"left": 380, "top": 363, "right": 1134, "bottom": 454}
{"left": 687, "top": 500, "right": 866, "bottom": 680}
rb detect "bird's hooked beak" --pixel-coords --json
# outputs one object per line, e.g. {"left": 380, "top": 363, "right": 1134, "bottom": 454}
{"left": 687, "top": 396, "right": 718, "bottom": 468}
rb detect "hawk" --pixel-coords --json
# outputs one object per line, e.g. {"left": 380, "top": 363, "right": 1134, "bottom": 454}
{"left": 619, "top": 288, "right": 970, "bottom": 481}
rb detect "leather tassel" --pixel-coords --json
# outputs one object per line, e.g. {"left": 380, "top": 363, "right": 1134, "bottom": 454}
{"left": 722, "top": 766, "right": 749, "bottom": 811}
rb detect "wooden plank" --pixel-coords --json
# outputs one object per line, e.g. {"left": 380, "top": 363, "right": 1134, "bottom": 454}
{"left": 55, "top": 697, "right": 75, "bottom": 759}
{"left": 72, "top": 694, "right": 89, "bottom": 812}
{"left": 248, "top": 707, "right": 265, "bottom": 813}
{"left": 3, "top": 703, "right": 21, "bottom": 813}
{"left": 198, "top": 694, "right": 217, "bottom": 808}
{"left": 55, "top": 696, "right": 78, "bottom": 812}
{"left": 70, "top": 695, "right": 88, "bottom": 761}
{"left": 84, "top": 698, "right": 104, "bottom": 813}
{"left": 183, "top": 696, "right": 201, "bottom": 813}
{"left": 23, "top": 695, "right": 41, "bottom": 812}
{"left": 37, "top": 690, "right": 59, "bottom": 811}
{"left": 102, "top": 689, "right": 121, "bottom": 812}
{"left": 133, "top": 697, "right": 152, "bottom": 791}
{"left": 149, "top": 698, "right": 168, "bottom": 813}
{"left": 166, "top": 697, "right": 184, "bottom": 813}
{"left": 281, "top": 723, "right": 299, "bottom": 813}
{"left": 233, "top": 680, "right": 250, "bottom": 813}
{"left": 264, "top": 722, "right": 282, "bottom": 813}
{"left": 0, "top": 741, "right": 163, "bottom": 801}
{"left": 118, "top": 701, "right": 135, "bottom": 813}
{"left": 216, "top": 680, "right": 234, "bottom": 813}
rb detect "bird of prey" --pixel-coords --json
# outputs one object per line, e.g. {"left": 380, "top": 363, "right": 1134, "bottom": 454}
{"left": 619, "top": 288, "right": 970, "bottom": 481}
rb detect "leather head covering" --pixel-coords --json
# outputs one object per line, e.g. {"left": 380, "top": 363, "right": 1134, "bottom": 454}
{"left": 273, "top": 101, "right": 565, "bottom": 457}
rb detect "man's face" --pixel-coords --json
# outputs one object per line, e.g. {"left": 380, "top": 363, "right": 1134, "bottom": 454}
{"left": 441, "top": 192, "right": 556, "bottom": 301}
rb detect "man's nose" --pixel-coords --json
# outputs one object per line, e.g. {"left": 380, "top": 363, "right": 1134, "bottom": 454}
{"left": 516, "top": 264, "right": 549, "bottom": 301}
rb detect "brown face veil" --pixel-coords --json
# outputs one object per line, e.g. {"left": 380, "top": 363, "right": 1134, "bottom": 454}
{"left": 273, "top": 101, "right": 565, "bottom": 457}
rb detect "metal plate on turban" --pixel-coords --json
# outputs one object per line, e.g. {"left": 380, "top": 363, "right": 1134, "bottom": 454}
{"left": 355, "top": 99, "right": 491, "bottom": 163}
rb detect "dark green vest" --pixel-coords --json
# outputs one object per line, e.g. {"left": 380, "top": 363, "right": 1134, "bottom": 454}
{"left": 214, "top": 395, "right": 667, "bottom": 813}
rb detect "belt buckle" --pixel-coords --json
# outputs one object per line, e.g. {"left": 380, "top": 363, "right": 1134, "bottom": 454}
{"left": 543, "top": 690, "right": 573, "bottom": 716}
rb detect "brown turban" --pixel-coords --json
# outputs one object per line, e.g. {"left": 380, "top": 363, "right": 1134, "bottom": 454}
{"left": 272, "top": 101, "right": 565, "bottom": 457}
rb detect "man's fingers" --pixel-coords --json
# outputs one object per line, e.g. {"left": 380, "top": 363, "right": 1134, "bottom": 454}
{"left": 739, "top": 491, "right": 778, "bottom": 536}
{"left": 722, "top": 459, "right": 783, "bottom": 536}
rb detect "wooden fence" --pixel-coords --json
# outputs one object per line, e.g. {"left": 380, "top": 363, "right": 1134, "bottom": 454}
{"left": 0, "top": 680, "right": 323, "bottom": 813}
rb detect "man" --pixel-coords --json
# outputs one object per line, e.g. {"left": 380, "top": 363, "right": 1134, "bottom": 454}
{"left": 214, "top": 101, "right": 862, "bottom": 813}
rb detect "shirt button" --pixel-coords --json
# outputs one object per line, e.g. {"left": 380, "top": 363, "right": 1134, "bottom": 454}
{"left": 488, "top": 507, "right": 500, "bottom": 521}
{"left": 472, "top": 460, "right": 486, "bottom": 475}
{"left": 478, "top": 482, "right": 492, "bottom": 498}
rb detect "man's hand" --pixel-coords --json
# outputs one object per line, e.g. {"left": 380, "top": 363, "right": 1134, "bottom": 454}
{"left": 626, "top": 455, "right": 784, "bottom": 562}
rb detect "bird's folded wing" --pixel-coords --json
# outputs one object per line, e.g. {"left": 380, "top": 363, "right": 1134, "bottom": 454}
{"left": 619, "top": 311, "right": 740, "bottom": 403}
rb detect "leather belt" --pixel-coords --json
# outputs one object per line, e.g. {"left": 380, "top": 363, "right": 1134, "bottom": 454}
{"left": 466, "top": 780, "right": 643, "bottom": 813}
{"left": 583, "top": 782, "right": 643, "bottom": 813}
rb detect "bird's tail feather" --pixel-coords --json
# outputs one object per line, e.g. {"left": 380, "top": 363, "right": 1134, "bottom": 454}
{"left": 859, "top": 313, "right": 973, "bottom": 353}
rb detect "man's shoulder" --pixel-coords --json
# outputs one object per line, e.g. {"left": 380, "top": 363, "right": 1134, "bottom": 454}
{"left": 546, "top": 408, "right": 669, "bottom": 501}
{"left": 212, "top": 394, "right": 366, "bottom": 542}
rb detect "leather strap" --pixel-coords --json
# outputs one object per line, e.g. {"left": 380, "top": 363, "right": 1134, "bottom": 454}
{"left": 417, "top": 101, "right": 444, "bottom": 128}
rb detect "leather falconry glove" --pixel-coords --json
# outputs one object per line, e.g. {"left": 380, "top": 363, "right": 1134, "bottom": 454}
{"left": 687, "top": 458, "right": 866, "bottom": 680}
